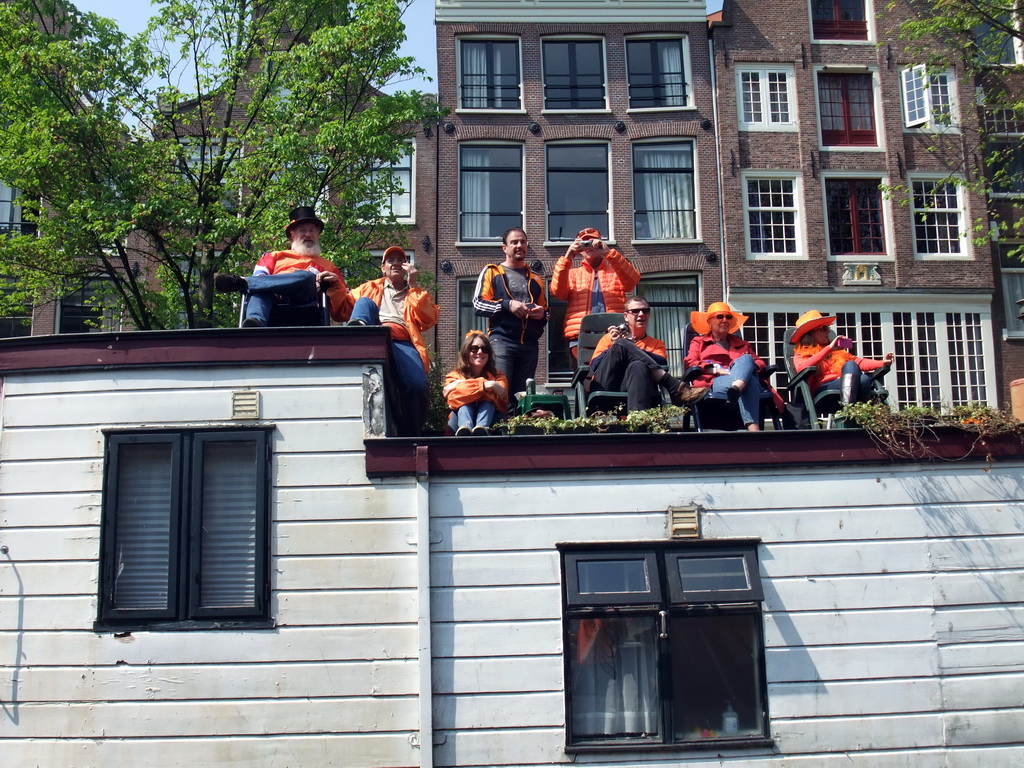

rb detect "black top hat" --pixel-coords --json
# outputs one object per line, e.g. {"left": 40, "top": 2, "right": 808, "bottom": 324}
{"left": 285, "top": 206, "right": 325, "bottom": 235}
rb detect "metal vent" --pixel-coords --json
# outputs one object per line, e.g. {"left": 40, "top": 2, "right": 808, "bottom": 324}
{"left": 669, "top": 506, "right": 700, "bottom": 538}
{"left": 231, "top": 390, "right": 260, "bottom": 420}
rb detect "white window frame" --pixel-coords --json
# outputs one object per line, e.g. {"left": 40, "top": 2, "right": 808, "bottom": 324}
{"left": 736, "top": 66, "right": 796, "bottom": 131}
{"left": 743, "top": 297, "right": 997, "bottom": 408}
{"left": 909, "top": 175, "right": 970, "bottom": 260}
{"left": 368, "top": 139, "right": 415, "bottom": 223}
{"left": 540, "top": 35, "right": 609, "bottom": 113}
{"left": 900, "top": 66, "right": 958, "bottom": 132}
{"left": 986, "top": 136, "right": 1024, "bottom": 198}
{"left": 624, "top": 34, "right": 692, "bottom": 111}
{"left": 975, "top": 13, "right": 1024, "bottom": 66}
{"left": 741, "top": 172, "right": 805, "bottom": 260}
{"left": 631, "top": 139, "right": 699, "bottom": 242}
{"left": 456, "top": 36, "right": 524, "bottom": 113}
{"left": 457, "top": 142, "right": 524, "bottom": 245}
{"left": 997, "top": 242, "right": 1024, "bottom": 338}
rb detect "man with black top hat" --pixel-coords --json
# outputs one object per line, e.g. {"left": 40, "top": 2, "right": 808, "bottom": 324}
{"left": 215, "top": 206, "right": 352, "bottom": 326}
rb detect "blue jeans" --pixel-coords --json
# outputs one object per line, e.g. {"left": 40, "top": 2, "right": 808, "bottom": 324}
{"left": 447, "top": 400, "right": 498, "bottom": 432}
{"left": 489, "top": 335, "right": 539, "bottom": 410}
{"left": 709, "top": 353, "right": 763, "bottom": 426}
{"left": 244, "top": 270, "right": 317, "bottom": 326}
{"left": 351, "top": 297, "right": 428, "bottom": 436}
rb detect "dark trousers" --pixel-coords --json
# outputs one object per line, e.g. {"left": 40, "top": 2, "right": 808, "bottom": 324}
{"left": 592, "top": 340, "right": 661, "bottom": 412}
{"left": 489, "top": 335, "right": 539, "bottom": 410}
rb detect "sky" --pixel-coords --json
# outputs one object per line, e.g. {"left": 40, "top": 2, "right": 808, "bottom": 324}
{"left": 73, "top": 0, "right": 440, "bottom": 93}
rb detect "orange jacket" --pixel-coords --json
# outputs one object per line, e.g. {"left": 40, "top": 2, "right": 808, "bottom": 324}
{"left": 253, "top": 250, "right": 353, "bottom": 322}
{"left": 350, "top": 278, "right": 439, "bottom": 371}
{"left": 443, "top": 370, "right": 509, "bottom": 415}
{"left": 794, "top": 344, "right": 887, "bottom": 393}
{"left": 549, "top": 249, "right": 641, "bottom": 340}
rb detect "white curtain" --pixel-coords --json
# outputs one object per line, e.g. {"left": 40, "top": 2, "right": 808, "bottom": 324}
{"left": 460, "top": 147, "right": 492, "bottom": 240}
{"left": 659, "top": 41, "right": 684, "bottom": 106}
{"left": 462, "top": 43, "right": 488, "bottom": 108}
{"left": 570, "top": 617, "right": 660, "bottom": 739}
{"left": 637, "top": 144, "right": 694, "bottom": 239}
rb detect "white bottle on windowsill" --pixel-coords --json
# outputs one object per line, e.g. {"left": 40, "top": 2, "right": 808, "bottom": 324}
{"left": 723, "top": 702, "right": 739, "bottom": 735}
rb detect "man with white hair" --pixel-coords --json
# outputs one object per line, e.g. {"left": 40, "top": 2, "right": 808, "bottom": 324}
{"left": 215, "top": 206, "right": 351, "bottom": 326}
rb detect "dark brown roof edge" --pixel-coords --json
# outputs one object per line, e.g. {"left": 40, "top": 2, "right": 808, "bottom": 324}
{"left": 365, "top": 428, "right": 1024, "bottom": 476}
{"left": 0, "top": 326, "right": 391, "bottom": 374}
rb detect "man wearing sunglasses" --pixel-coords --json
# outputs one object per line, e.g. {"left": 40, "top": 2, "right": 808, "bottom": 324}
{"left": 588, "top": 296, "right": 699, "bottom": 412}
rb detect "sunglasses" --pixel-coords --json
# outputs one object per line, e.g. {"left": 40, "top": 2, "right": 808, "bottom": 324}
{"left": 625, "top": 308, "right": 651, "bottom": 315}
{"left": 711, "top": 313, "right": 733, "bottom": 320}
{"left": 469, "top": 346, "right": 489, "bottom": 353}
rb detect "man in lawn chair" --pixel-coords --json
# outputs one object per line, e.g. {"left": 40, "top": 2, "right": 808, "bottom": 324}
{"left": 215, "top": 206, "right": 352, "bottom": 327}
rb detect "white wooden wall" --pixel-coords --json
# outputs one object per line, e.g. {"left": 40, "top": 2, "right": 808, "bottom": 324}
{"left": 427, "top": 464, "right": 1024, "bottom": 767}
{"left": 0, "top": 366, "right": 423, "bottom": 767}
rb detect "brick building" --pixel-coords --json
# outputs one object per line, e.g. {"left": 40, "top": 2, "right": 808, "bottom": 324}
{"left": 429, "top": 0, "right": 725, "bottom": 384}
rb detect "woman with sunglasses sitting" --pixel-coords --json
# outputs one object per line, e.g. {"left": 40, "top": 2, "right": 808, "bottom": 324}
{"left": 685, "top": 301, "right": 780, "bottom": 432}
{"left": 443, "top": 331, "right": 509, "bottom": 436}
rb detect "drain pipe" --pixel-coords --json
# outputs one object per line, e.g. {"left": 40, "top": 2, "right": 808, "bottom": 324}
{"left": 708, "top": 31, "right": 729, "bottom": 301}
{"left": 414, "top": 445, "right": 434, "bottom": 768}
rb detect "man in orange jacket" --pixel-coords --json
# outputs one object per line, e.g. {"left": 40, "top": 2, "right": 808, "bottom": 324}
{"left": 550, "top": 227, "right": 640, "bottom": 362}
{"left": 349, "top": 246, "right": 440, "bottom": 436}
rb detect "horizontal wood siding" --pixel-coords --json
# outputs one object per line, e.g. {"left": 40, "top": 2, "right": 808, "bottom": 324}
{"left": 428, "top": 462, "right": 1024, "bottom": 766}
{"left": 0, "top": 366, "right": 422, "bottom": 768}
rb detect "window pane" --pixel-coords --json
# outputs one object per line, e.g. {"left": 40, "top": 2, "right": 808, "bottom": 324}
{"left": 640, "top": 276, "right": 699, "bottom": 376}
{"left": 577, "top": 559, "right": 651, "bottom": 594}
{"left": 543, "top": 40, "right": 606, "bottom": 110}
{"left": 461, "top": 40, "right": 520, "bottom": 109}
{"left": 676, "top": 555, "right": 751, "bottom": 593}
{"left": 568, "top": 617, "right": 661, "bottom": 741}
{"left": 633, "top": 142, "right": 696, "bottom": 240}
{"left": 627, "top": 39, "right": 686, "bottom": 109}
{"left": 670, "top": 613, "right": 765, "bottom": 741}
{"left": 112, "top": 443, "right": 174, "bottom": 610}
{"left": 547, "top": 144, "right": 609, "bottom": 240}
{"left": 198, "top": 440, "right": 259, "bottom": 609}
{"left": 460, "top": 145, "right": 523, "bottom": 241}
{"left": 746, "top": 178, "right": 798, "bottom": 255}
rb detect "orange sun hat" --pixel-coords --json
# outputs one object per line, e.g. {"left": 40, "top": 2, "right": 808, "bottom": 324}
{"left": 690, "top": 301, "right": 749, "bottom": 335}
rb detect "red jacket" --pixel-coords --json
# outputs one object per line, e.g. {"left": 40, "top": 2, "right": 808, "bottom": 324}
{"left": 549, "top": 249, "right": 641, "bottom": 340}
{"left": 351, "top": 278, "right": 439, "bottom": 371}
{"left": 685, "top": 333, "right": 783, "bottom": 411}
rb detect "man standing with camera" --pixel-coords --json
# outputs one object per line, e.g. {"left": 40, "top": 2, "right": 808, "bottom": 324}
{"left": 589, "top": 296, "right": 699, "bottom": 412}
{"left": 473, "top": 227, "right": 548, "bottom": 408}
{"left": 550, "top": 227, "right": 640, "bottom": 362}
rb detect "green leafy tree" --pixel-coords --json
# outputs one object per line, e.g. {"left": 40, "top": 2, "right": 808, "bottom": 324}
{"left": 0, "top": 0, "right": 443, "bottom": 328}
{"left": 888, "top": 0, "right": 1024, "bottom": 252}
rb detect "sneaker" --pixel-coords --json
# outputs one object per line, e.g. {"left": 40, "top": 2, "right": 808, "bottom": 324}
{"left": 346, "top": 318, "right": 368, "bottom": 327}
{"left": 455, "top": 426, "right": 472, "bottom": 436}
{"left": 241, "top": 317, "right": 265, "bottom": 328}
{"left": 472, "top": 425, "right": 490, "bottom": 436}
{"left": 214, "top": 273, "right": 247, "bottom": 293}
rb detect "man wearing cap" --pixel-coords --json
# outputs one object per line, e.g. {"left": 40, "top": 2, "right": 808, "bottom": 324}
{"left": 472, "top": 227, "right": 548, "bottom": 406}
{"left": 550, "top": 228, "right": 640, "bottom": 362}
{"left": 215, "top": 206, "right": 351, "bottom": 327}
{"left": 348, "top": 246, "right": 439, "bottom": 436}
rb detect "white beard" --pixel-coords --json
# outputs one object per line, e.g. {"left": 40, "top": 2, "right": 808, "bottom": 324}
{"left": 291, "top": 239, "right": 322, "bottom": 257}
